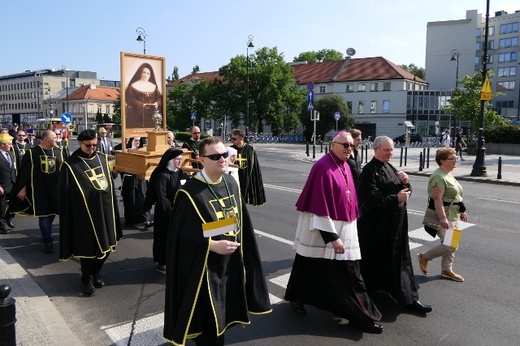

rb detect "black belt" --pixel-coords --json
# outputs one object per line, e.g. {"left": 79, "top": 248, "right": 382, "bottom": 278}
{"left": 428, "top": 198, "right": 466, "bottom": 213}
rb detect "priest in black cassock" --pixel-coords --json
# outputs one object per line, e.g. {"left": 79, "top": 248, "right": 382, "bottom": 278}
{"left": 357, "top": 136, "right": 432, "bottom": 314}
{"left": 163, "top": 136, "right": 271, "bottom": 346}
{"left": 230, "top": 129, "right": 266, "bottom": 206}
{"left": 182, "top": 126, "right": 202, "bottom": 169}
{"left": 58, "top": 129, "right": 122, "bottom": 296}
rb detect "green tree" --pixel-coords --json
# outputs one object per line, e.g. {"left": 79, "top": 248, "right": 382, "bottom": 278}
{"left": 299, "top": 94, "right": 354, "bottom": 141}
{"left": 191, "top": 65, "right": 200, "bottom": 74}
{"left": 294, "top": 49, "right": 344, "bottom": 63}
{"left": 218, "top": 47, "right": 305, "bottom": 134}
{"left": 445, "top": 71, "right": 506, "bottom": 133}
{"left": 112, "top": 95, "right": 121, "bottom": 124}
{"left": 399, "top": 63, "right": 425, "bottom": 79}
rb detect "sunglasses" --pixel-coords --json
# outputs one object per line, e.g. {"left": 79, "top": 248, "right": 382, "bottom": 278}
{"left": 192, "top": 132, "right": 201, "bottom": 134}
{"left": 81, "top": 142, "right": 98, "bottom": 148}
{"left": 202, "top": 152, "right": 229, "bottom": 161}
{"left": 18, "top": 134, "right": 27, "bottom": 137}
{"left": 334, "top": 142, "right": 357, "bottom": 149}
{"left": 231, "top": 137, "right": 239, "bottom": 141}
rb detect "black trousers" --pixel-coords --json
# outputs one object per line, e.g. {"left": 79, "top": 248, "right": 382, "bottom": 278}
{"left": 80, "top": 255, "right": 109, "bottom": 282}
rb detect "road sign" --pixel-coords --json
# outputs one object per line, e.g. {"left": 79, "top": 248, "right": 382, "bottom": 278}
{"left": 307, "top": 101, "right": 314, "bottom": 111}
{"left": 190, "top": 112, "right": 197, "bottom": 121}
{"left": 334, "top": 111, "right": 341, "bottom": 121}
{"left": 307, "top": 81, "right": 314, "bottom": 91}
{"left": 481, "top": 77, "right": 492, "bottom": 101}
{"left": 307, "top": 90, "right": 314, "bottom": 111}
{"left": 61, "top": 112, "right": 72, "bottom": 124}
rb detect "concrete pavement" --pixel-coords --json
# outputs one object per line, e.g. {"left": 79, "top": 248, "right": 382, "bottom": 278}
{"left": 0, "top": 143, "right": 518, "bottom": 345}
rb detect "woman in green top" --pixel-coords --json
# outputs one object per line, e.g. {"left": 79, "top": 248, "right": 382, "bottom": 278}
{"left": 418, "top": 147, "right": 468, "bottom": 282}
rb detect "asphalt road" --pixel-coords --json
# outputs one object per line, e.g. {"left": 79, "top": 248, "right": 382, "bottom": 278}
{"left": 2, "top": 144, "right": 520, "bottom": 345}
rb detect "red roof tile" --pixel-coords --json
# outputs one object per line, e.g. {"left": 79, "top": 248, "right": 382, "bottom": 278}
{"left": 67, "top": 85, "right": 119, "bottom": 101}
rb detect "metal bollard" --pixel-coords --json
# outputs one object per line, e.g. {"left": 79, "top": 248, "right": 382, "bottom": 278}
{"left": 497, "top": 156, "right": 502, "bottom": 179}
{"left": 426, "top": 148, "right": 430, "bottom": 168}
{"left": 325, "top": 146, "right": 328, "bottom": 154}
{"left": 320, "top": 142, "right": 323, "bottom": 153}
{"left": 400, "top": 147, "right": 404, "bottom": 167}
{"left": 404, "top": 147, "right": 408, "bottom": 166}
{"left": 306, "top": 142, "right": 309, "bottom": 157}
{"left": 0, "top": 284, "right": 16, "bottom": 346}
{"left": 419, "top": 152, "right": 423, "bottom": 171}
{"left": 312, "top": 144, "right": 316, "bottom": 159}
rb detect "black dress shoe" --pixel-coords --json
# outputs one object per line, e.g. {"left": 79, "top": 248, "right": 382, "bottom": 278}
{"left": 403, "top": 301, "right": 432, "bottom": 314}
{"left": 82, "top": 277, "right": 96, "bottom": 296}
{"left": 290, "top": 301, "right": 306, "bottom": 315}
{"left": 356, "top": 323, "right": 384, "bottom": 334}
{"left": 6, "top": 219, "right": 14, "bottom": 229}
{"left": 93, "top": 274, "right": 105, "bottom": 288}
{"left": 0, "top": 229, "right": 8, "bottom": 234}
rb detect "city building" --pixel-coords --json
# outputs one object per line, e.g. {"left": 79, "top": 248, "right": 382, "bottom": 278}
{"left": 0, "top": 68, "right": 99, "bottom": 127}
{"left": 171, "top": 57, "right": 429, "bottom": 139}
{"left": 426, "top": 8, "right": 520, "bottom": 120}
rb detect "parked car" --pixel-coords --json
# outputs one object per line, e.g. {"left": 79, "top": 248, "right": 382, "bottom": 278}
{"left": 393, "top": 133, "right": 423, "bottom": 144}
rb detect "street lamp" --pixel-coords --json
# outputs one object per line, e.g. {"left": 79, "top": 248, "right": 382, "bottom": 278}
{"left": 470, "top": 0, "right": 490, "bottom": 177}
{"left": 246, "top": 34, "right": 254, "bottom": 136}
{"left": 450, "top": 49, "right": 460, "bottom": 88}
{"left": 450, "top": 49, "right": 460, "bottom": 135}
{"left": 61, "top": 65, "right": 69, "bottom": 113}
{"left": 136, "top": 27, "right": 146, "bottom": 54}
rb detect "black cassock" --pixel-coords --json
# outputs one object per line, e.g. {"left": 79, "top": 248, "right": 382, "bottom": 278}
{"left": 231, "top": 143, "right": 266, "bottom": 206}
{"left": 163, "top": 174, "right": 271, "bottom": 345}
{"left": 357, "top": 158, "right": 419, "bottom": 306}
{"left": 11, "top": 146, "right": 64, "bottom": 216}
{"left": 58, "top": 150, "right": 122, "bottom": 260}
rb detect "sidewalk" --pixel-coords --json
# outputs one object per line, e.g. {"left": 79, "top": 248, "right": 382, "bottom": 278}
{"left": 0, "top": 143, "right": 518, "bottom": 345}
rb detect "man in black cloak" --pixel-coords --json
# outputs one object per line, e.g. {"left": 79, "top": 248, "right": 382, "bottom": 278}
{"left": 357, "top": 136, "right": 432, "bottom": 314}
{"left": 58, "top": 129, "right": 122, "bottom": 296}
{"left": 163, "top": 137, "right": 271, "bottom": 346}
{"left": 230, "top": 129, "right": 266, "bottom": 206}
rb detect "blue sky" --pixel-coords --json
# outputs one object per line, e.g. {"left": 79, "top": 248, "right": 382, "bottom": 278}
{"left": 2, "top": 0, "right": 518, "bottom": 81}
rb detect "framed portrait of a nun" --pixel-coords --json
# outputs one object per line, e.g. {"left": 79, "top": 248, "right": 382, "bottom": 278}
{"left": 120, "top": 52, "right": 166, "bottom": 140}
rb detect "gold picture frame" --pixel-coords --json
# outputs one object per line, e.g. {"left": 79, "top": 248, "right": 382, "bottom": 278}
{"left": 120, "top": 52, "right": 166, "bottom": 142}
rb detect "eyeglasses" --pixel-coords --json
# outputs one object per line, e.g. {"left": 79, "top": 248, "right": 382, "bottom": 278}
{"left": 17, "top": 134, "right": 26, "bottom": 137}
{"left": 445, "top": 158, "right": 458, "bottom": 162}
{"left": 28, "top": 134, "right": 35, "bottom": 137}
{"left": 334, "top": 142, "right": 356, "bottom": 149}
{"left": 81, "top": 142, "right": 98, "bottom": 148}
{"left": 231, "top": 137, "right": 239, "bottom": 141}
{"left": 202, "top": 152, "right": 229, "bottom": 161}
{"left": 192, "top": 132, "right": 201, "bottom": 135}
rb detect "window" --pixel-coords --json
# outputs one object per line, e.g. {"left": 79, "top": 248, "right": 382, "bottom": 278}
{"left": 346, "top": 101, "right": 353, "bottom": 112}
{"left": 319, "top": 86, "right": 326, "bottom": 93}
{"left": 346, "top": 84, "right": 353, "bottom": 92}
{"left": 488, "top": 55, "right": 494, "bottom": 64}
{"left": 500, "top": 22, "right": 519, "bottom": 34}
{"left": 499, "top": 37, "right": 518, "bottom": 48}
{"left": 383, "top": 82, "right": 391, "bottom": 91}
{"left": 358, "top": 101, "right": 365, "bottom": 114}
{"left": 476, "top": 28, "right": 481, "bottom": 38}
{"left": 498, "top": 66, "right": 517, "bottom": 77}
{"left": 357, "top": 83, "right": 366, "bottom": 92}
{"left": 97, "top": 105, "right": 102, "bottom": 113}
{"left": 476, "top": 42, "right": 481, "bottom": 52}
{"left": 106, "top": 105, "right": 111, "bottom": 114}
{"left": 383, "top": 100, "right": 390, "bottom": 114}
{"left": 497, "top": 81, "right": 515, "bottom": 91}
{"left": 487, "top": 26, "right": 495, "bottom": 36}
{"left": 370, "top": 101, "right": 377, "bottom": 113}
{"left": 488, "top": 40, "right": 494, "bottom": 50}
{"left": 370, "top": 83, "right": 378, "bottom": 92}
{"left": 498, "top": 52, "right": 518, "bottom": 63}
{"left": 475, "top": 56, "right": 480, "bottom": 66}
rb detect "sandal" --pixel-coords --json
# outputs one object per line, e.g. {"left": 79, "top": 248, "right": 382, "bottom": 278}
{"left": 418, "top": 254, "right": 428, "bottom": 275}
{"left": 441, "top": 271, "right": 464, "bottom": 282}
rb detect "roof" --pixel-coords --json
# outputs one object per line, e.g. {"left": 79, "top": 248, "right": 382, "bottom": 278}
{"left": 291, "top": 57, "right": 426, "bottom": 84}
{"left": 167, "top": 71, "right": 223, "bottom": 87}
{"left": 171, "top": 57, "right": 426, "bottom": 88}
{"left": 67, "top": 85, "right": 119, "bottom": 101}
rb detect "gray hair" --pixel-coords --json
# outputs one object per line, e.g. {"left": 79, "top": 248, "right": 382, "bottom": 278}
{"left": 373, "top": 135, "right": 393, "bottom": 148}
